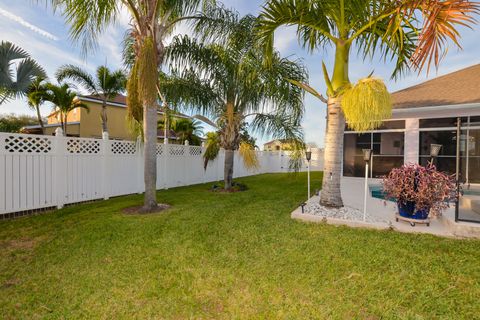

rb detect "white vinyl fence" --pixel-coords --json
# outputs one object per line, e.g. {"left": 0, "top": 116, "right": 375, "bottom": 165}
{"left": 0, "top": 131, "right": 323, "bottom": 216}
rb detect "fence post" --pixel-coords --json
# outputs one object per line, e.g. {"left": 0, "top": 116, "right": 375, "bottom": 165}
{"left": 278, "top": 151, "right": 283, "bottom": 173}
{"left": 102, "top": 132, "right": 110, "bottom": 200}
{"left": 201, "top": 142, "right": 206, "bottom": 184}
{"left": 54, "top": 128, "right": 65, "bottom": 209}
{"left": 184, "top": 140, "right": 189, "bottom": 186}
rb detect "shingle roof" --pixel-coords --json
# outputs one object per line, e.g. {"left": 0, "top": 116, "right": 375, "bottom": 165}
{"left": 83, "top": 94, "right": 127, "bottom": 105}
{"left": 392, "top": 64, "right": 480, "bottom": 109}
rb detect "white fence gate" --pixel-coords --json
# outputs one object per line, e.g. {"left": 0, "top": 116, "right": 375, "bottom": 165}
{"left": 0, "top": 131, "right": 323, "bottom": 216}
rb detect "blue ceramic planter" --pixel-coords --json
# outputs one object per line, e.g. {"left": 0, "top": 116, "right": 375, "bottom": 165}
{"left": 397, "top": 201, "right": 429, "bottom": 220}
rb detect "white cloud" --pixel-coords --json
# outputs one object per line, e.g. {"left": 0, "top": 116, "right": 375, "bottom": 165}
{"left": 0, "top": 6, "right": 59, "bottom": 41}
{"left": 97, "top": 26, "right": 125, "bottom": 68}
{"left": 273, "top": 26, "right": 297, "bottom": 54}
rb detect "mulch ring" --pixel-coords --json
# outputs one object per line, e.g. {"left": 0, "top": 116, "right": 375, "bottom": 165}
{"left": 122, "top": 203, "right": 171, "bottom": 215}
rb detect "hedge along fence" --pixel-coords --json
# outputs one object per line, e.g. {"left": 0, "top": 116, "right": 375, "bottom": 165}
{"left": 0, "top": 130, "right": 323, "bottom": 217}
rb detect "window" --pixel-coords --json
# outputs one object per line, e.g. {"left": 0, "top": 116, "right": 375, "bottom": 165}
{"left": 419, "top": 117, "right": 467, "bottom": 128}
{"left": 343, "top": 132, "right": 405, "bottom": 178}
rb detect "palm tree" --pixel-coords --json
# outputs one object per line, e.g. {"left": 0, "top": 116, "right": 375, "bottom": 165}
{"left": 44, "top": 83, "right": 89, "bottom": 135}
{"left": 56, "top": 65, "right": 126, "bottom": 134}
{"left": 257, "top": 0, "right": 480, "bottom": 208}
{"left": 0, "top": 41, "right": 46, "bottom": 105}
{"left": 171, "top": 118, "right": 203, "bottom": 145}
{"left": 162, "top": 8, "right": 307, "bottom": 189}
{"left": 26, "top": 76, "right": 48, "bottom": 134}
{"left": 47, "top": 0, "right": 211, "bottom": 211}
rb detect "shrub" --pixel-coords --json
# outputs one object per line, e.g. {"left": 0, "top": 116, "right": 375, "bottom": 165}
{"left": 382, "top": 163, "right": 456, "bottom": 215}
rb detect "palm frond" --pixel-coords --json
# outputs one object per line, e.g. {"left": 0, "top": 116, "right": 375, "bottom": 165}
{"left": 203, "top": 131, "right": 220, "bottom": 170}
{"left": 0, "top": 41, "right": 46, "bottom": 104}
{"left": 48, "top": 0, "right": 119, "bottom": 54}
{"left": 406, "top": 0, "right": 480, "bottom": 73}
{"left": 56, "top": 64, "right": 97, "bottom": 93}
{"left": 250, "top": 113, "right": 303, "bottom": 142}
{"left": 238, "top": 141, "right": 260, "bottom": 171}
{"left": 191, "top": 114, "right": 218, "bottom": 128}
{"left": 257, "top": 0, "right": 336, "bottom": 65}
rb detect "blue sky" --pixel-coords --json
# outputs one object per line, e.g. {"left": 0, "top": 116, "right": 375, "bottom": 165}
{"left": 1, "top": 0, "right": 479, "bottom": 146}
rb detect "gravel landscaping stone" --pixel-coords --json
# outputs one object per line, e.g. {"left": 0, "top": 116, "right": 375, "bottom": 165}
{"left": 303, "top": 196, "right": 387, "bottom": 223}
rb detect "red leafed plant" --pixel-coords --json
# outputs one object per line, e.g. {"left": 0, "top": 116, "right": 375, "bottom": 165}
{"left": 382, "top": 163, "right": 456, "bottom": 215}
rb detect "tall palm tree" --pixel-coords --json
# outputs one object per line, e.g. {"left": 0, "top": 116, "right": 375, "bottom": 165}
{"left": 26, "top": 76, "right": 48, "bottom": 134}
{"left": 56, "top": 65, "right": 126, "bottom": 134}
{"left": 257, "top": 0, "right": 480, "bottom": 208}
{"left": 47, "top": 0, "right": 211, "bottom": 211}
{"left": 0, "top": 41, "right": 46, "bottom": 105}
{"left": 162, "top": 8, "right": 307, "bottom": 189}
{"left": 44, "top": 83, "right": 89, "bottom": 135}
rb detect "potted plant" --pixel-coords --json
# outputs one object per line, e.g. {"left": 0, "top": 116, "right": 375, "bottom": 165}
{"left": 382, "top": 163, "right": 456, "bottom": 223}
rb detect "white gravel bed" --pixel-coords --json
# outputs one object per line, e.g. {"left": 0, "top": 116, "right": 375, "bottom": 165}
{"left": 302, "top": 197, "right": 387, "bottom": 223}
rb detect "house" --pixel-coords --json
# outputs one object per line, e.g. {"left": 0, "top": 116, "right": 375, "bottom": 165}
{"left": 343, "top": 64, "right": 480, "bottom": 223}
{"left": 21, "top": 94, "right": 191, "bottom": 141}
{"left": 263, "top": 139, "right": 297, "bottom": 151}
{"left": 343, "top": 63, "right": 480, "bottom": 182}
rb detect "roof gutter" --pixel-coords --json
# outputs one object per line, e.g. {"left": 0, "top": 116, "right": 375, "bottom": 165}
{"left": 77, "top": 96, "right": 126, "bottom": 108}
{"left": 392, "top": 102, "right": 480, "bottom": 119}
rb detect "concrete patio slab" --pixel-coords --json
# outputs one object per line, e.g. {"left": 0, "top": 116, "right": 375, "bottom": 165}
{"left": 292, "top": 177, "right": 480, "bottom": 239}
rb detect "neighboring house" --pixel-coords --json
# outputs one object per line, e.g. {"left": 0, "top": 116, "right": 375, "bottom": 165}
{"left": 343, "top": 63, "right": 480, "bottom": 183}
{"left": 21, "top": 94, "right": 191, "bottom": 141}
{"left": 263, "top": 139, "right": 297, "bottom": 151}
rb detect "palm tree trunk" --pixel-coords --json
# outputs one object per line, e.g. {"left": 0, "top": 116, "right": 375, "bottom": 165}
{"left": 35, "top": 105, "right": 45, "bottom": 134}
{"left": 319, "top": 42, "right": 350, "bottom": 208}
{"left": 143, "top": 102, "right": 158, "bottom": 211}
{"left": 62, "top": 114, "right": 67, "bottom": 136}
{"left": 101, "top": 100, "right": 108, "bottom": 133}
{"left": 320, "top": 97, "right": 345, "bottom": 207}
{"left": 224, "top": 149, "right": 234, "bottom": 189}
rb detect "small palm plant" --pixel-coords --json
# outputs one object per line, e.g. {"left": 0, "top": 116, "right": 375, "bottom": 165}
{"left": 26, "top": 76, "right": 48, "bottom": 134}
{"left": 171, "top": 118, "right": 204, "bottom": 145}
{"left": 56, "top": 65, "right": 126, "bottom": 134}
{"left": 44, "top": 83, "right": 89, "bottom": 135}
{"left": 0, "top": 41, "right": 46, "bottom": 105}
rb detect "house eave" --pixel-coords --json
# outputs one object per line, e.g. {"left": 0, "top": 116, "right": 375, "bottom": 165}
{"left": 391, "top": 102, "right": 480, "bottom": 119}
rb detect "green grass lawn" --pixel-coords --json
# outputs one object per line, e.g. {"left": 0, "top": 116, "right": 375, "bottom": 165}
{"left": 1, "top": 172, "right": 479, "bottom": 319}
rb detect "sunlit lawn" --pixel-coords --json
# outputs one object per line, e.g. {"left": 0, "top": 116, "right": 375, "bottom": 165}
{"left": 1, "top": 172, "right": 479, "bottom": 319}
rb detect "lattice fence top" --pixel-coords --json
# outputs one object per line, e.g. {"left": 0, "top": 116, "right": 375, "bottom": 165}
{"left": 3, "top": 135, "right": 53, "bottom": 153}
{"left": 189, "top": 146, "right": 202, "bottom": 156}
{"left": 111, "top": 141, "right": 136, "bottom": 155}
{"left": 156, "top": 144, "right": 164, "bottom": 155}
{"left": 67, "top": 139, "right": 100, "bottom": 154}
{"left": 169, "top": 145, "right": 185, "bottom": 156}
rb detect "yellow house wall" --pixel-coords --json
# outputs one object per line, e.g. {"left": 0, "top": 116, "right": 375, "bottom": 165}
{"left": 47, "top": 107, "right": 81, "bottom": 125}
{"left": 45, "top": 98, "right": 176, "bottom": 141}
{"left": 44, "top": 124, "right": 80, "bottom": 136}
{"left": 78, "top": 101, "right": 135, "bottom": 140}
{"left": 264, "top": 141, "right": 294, "bottom": 151}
